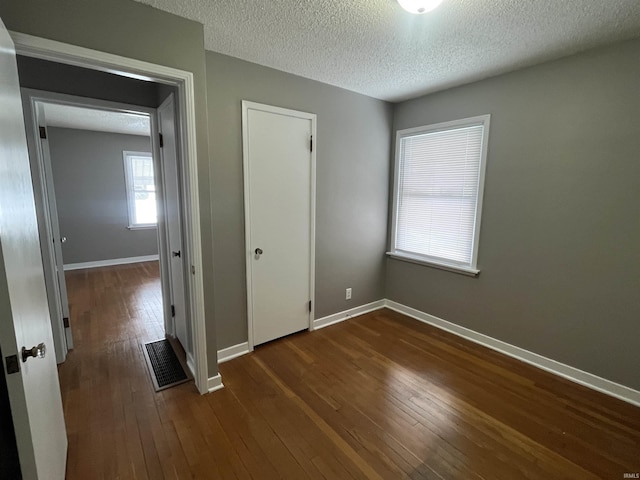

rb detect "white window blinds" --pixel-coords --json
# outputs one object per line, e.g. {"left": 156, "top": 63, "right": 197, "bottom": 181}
{"left": 123, "top": 151, "right": 157, "bottom": 227}
{"left": 392, "top": 116, "right": 489, "bottom": 271}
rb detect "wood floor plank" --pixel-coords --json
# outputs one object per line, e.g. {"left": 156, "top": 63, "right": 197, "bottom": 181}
{"left": 60, "top": 262, "right": 640, "bottom": 479}
{"left": 207, "top": 389, "right": 285, "bottom": 479}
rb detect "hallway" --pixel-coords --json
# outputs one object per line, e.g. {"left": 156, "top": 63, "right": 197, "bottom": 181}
{"left": 60, "top": 261, "right": 194, "bottom": 478}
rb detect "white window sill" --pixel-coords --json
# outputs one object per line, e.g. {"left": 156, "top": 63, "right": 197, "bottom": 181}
{"left": 386, "top": 251, "right": 480, "bottom": 277}
{"left": 127, "top": 225, "right": 157, "bottom": 231}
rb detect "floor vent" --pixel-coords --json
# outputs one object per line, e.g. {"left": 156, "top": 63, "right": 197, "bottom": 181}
{"left": 142, "top": 338, "right": 191, "bottom": 391}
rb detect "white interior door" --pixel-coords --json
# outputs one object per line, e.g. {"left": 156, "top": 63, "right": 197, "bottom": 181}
{"left": 158, "top": 94, "right": 189, "bottom": 352}
{"left": 0, "top": 19, "right": 67, "bottom": 480}
{"left": 243, "top": 101, "right": 316, "bottom": 347}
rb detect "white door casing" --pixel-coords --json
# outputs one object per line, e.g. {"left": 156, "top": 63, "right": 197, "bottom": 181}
{"left": 158, "top": 94, "right": 190, "bottom": 353}
{"left": 242, "top": 101, "right": 316, "bottom": 348}
{"left": 0, "top": 17, "right": 68, "bottom": 480}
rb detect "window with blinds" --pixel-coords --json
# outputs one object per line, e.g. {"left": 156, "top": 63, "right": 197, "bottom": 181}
{"left": 123, "top": 151, "right": 157, "bottom": 228}
{"left": 389, "top": 115, "right": 490, "bottom": 275}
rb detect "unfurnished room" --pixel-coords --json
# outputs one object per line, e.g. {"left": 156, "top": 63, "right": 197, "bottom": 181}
{"left": 0, "top": 1, "right": 639, "bottom": 479}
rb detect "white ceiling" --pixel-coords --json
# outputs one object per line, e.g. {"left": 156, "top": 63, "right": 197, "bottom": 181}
{"left": 133, "top": 0, "right": 640, "bottom": 102}
{"left": 43, "top": 103, "right": 150, "bottom": 136}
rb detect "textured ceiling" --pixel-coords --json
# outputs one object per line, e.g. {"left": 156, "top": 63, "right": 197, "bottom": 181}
{"left": 43, "top": 103, "right": 150, "bottom": 136}
{"left": 133, "top": 0, "right": 640, "bottom": 102}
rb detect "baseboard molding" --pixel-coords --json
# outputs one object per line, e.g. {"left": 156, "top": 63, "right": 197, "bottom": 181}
{"left": 64, "top": 255, "right": 159, "bottom": 271}
{"left": 217, "top": 342, "right": 250, "bottom": 364}
{"left": 206, "top": 297, "right": 640, "bottom": 406}
{"left": 186, "top": 353, "right": 196, "bottom": 378}
{"left": 207, "top": 373, "right": 224, "bottom": 393}
{"left": 384, "top": 299, "right": 640, "bottom": 408}
{"left": 312, "top": 300, "right": 386, "bottom": 330}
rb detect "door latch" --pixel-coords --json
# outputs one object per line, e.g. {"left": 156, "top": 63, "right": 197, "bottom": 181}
{"left": 5, "top": 355, "right": 19, "bottom": 374}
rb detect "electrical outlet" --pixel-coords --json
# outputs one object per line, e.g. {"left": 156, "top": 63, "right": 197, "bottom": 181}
{"left": 346, "top": 288, "right": 352, "bottom": 300}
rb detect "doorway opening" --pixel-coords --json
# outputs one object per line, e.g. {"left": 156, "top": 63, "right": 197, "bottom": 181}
{"left": 22, "top": 86, "right": 192, "bottom": 356}
{"left": 12, "top": 31, "right": 209, "bottom": 394}
{"left": 21, "top": 86, "right": 193, "bottom": 387}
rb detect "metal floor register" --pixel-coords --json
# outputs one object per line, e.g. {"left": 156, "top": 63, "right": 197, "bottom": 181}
{"left": 142, "top": 338, "right": 191, "bottom": 391}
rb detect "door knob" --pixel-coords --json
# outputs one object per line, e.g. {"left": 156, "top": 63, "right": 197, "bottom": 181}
{"left": 22, "top": 343, "right": 46, "bottom": 363}
{"left": 172, "top": 250, "right": 181, "bottom": 258}
{"left": 254, "top": 248, "right": 263, "bottom": 256}
{"left": 60, "top": 236, "right": 67, "bottom": 243}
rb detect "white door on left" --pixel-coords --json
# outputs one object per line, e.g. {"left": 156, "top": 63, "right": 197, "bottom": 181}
{"left": 0, "top": 18, "right": 67, "bottom": 480}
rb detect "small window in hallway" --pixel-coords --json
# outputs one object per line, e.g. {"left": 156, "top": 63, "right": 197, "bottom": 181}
{"left": 123, "top": 151, "right": 157, "bottom": 228}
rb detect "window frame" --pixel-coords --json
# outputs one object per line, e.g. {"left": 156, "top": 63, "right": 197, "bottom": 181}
{"left": 122, "top": 150, "right": 158, "bottom": 230}
{"left": 388, "top": 114, "right": 491, "bottom": 276}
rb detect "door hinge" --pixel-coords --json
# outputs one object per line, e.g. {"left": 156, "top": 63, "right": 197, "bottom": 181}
{"left": 171, "top": 305, "right": 175, "bottom": 317}
{"left": 310, "top": 135, "right": 313, "bottom": 152}
{"left": 63, "top": 317, "right": 70, "bottom": 328}
{"left": 39, "top": 126, "right": 47, "bottom": 139}
{"left": 5, "top": 355, "right": 19, "bottom": 375}
{"left": 308, "top": 300, "right": 312, "bottom": 313}
{"left": 159, "top": 133, "right": 164, "bottom": 148}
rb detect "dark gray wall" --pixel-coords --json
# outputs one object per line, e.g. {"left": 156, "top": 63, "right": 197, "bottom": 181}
{"left": 206, "top": 52, "right": 392, "bottom": 350}
{"left": 17, "top": 56, "right": 159, "bottom": 108}
{"left": 1, "top": 0, "right": 218, "bottom": 374}
{"left": 387, "top": 38, "right": 640, "bottom": 390}
{"left": 156, "top": 84, "right": 177, "bottom": 108}
{"left": 47, "top": 127, "right": 157, "bottom": 265}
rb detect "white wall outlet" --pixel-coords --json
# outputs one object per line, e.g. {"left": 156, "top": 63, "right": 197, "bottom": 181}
{"left": 346, "top": 288, "right": 352, "bottom": 300}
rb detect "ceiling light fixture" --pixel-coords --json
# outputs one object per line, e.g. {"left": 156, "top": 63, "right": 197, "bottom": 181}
{"left": 397, "top": 0, "right": 442, "bottom": 14}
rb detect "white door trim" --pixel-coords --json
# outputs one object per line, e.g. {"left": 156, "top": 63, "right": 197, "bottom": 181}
{"left": 11, "top": 31, "right": 209, "bottom": 394}
{"left": 241, "top": 101, "right": 316, "bottom": 351}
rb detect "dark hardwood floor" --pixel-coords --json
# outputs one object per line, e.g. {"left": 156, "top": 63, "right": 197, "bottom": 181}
{"left": 60, "top": 262, "right": 640, "bottom": 479}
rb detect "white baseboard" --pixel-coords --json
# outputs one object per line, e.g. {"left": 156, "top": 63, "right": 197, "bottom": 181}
{"left": 186, "top": 353, "right": 196, "bottom": 378}
{"left": 384, "top": 299, "right": 640, "bottom": 408}
{"left": 207, "top": 373, "right": 224, "bottom": 393}
{"left": 64, "top": 254, "right": 159, "bottom": 271}
{"left": 217, "top": 342, "right": 250, "bottom": 364}
{"left": 312, "top": 300, "right": 386, "bottom": 330}
{"left": 205, "top": 297, "right": 640, "bottom": 406}
{"left": 214, "top": 302, "right": 386, "bottom": 364}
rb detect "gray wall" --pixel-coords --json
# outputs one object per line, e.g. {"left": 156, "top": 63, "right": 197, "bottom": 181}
{"left": 17, "top": 56, "right": 159, "bottom": 108}
{"left": 156, "top": 84, "right": 177, "bottom": 108}
{"left": 1, "top": 0, "right": 218, "bottom": 374}
{"left": 47, "top": 127, "right": 157, "bottom": 265}
{"left": 206, "top": 52, "right": 392, "bottom": 350}
{"left": 387, "top": 38, "right": 640, "bottom": 390}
